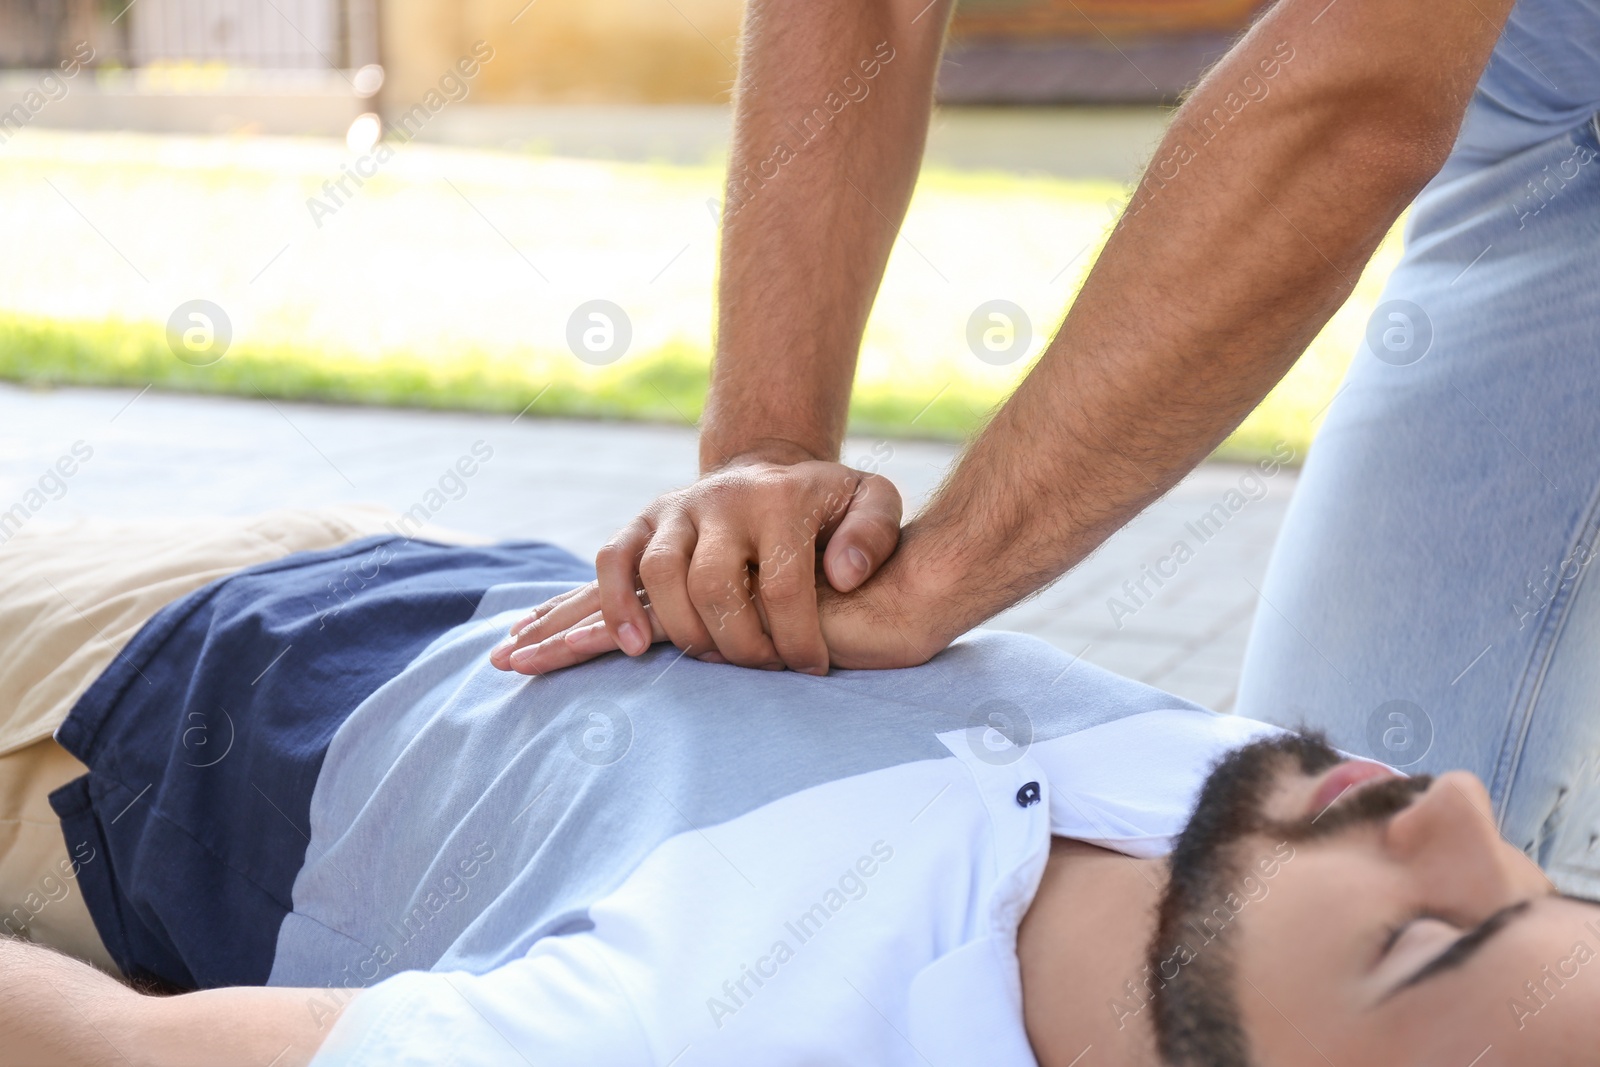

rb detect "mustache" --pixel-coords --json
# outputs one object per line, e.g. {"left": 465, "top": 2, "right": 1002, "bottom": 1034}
{"left": 1263, "top": 774, "right": 1434, "bottom": 842}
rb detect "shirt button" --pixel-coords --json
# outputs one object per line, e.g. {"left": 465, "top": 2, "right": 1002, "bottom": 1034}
{"left": 1016, "top": 781, "right": 1041, "bottom": 808}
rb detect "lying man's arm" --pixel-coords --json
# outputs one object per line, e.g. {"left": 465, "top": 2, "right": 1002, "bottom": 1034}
{"left": 1, "top": 938, "right": 342, "bottom": 1066}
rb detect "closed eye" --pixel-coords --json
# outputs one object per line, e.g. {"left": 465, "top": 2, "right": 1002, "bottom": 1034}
{"left": 1379, "top": 900, "right": 1531, "bottom": 1002}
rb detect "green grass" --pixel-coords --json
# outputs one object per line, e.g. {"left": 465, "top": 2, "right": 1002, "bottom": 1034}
{"left": 0, "top": 311, "right": 1004, "bottom": 438}
{"left": 0, "top": 312, "right": 999, "bottom": 438}
{"left": 0, "top": 129, "right": 1403, "bottom": 457}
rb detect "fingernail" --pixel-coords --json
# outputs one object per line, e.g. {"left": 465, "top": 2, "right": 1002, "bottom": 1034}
{"left": 508, "top": 612, "right": 536, "bottom": 637}
{"left": 509, "top": 645, "right": 541, "bottom": 670}
{"left": 698, "top": 651, "right": 727, "bottom": 665}
{"left": 491, "top": 638, "right": 517, "bottom": 658}
{"left": 846, "top": 547, "right": 869, "bottom": 578}
{"left": 619, "top": 622, "right": 645, "bottom": 655}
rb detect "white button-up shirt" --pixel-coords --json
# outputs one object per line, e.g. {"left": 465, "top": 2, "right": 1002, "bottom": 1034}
{"left": 312, "top": 709, "right": 1281, "bottom": 1066}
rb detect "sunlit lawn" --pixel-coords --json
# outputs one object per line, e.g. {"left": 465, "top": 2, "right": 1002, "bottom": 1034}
{"left": 0, "top": 128, "right": 1400, "bottom": 459}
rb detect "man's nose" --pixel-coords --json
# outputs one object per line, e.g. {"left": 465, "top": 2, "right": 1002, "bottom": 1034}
{"left": 1384, "top": 770, "right": 1551, "bottom": 914}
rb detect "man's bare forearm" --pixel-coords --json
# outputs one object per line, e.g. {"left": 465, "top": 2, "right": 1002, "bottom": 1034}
{"left": 0, "top": 938, "right": 148, "bottom": 1066}
{"left": 699, "top": 0, "right": 951, "bottom": 472}
{"left": 0, "top": 937, "right": 345, "bottom": 1066}
{"left": 882, "top": 0, "right": 1512, "bottom": 645}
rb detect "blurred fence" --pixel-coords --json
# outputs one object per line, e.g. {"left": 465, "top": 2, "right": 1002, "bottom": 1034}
{"left": 0, "top": 0, "right": 379, "bottom": 70}
{"left": 0, "top": 0, "right": 1251, "bottom": 109}
{"left": 943, "top": 0, "right": 1267, "bottom": 103}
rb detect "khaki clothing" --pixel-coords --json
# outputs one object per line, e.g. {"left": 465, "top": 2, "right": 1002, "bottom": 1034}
{"left": 0, "top": 506, "right": 436, "bottom": 973}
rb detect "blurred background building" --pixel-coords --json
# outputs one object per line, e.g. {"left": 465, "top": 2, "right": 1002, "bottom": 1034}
{"left": 942, "top": 0, "right": 1264, "bottom": 102}
{"left": 0, "top": 0, "right": 1266, "bottom": 141}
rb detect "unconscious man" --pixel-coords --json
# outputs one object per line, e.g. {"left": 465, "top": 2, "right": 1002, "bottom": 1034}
{"left": 0, "top": 508, "right": 1594, "bottom": 1066}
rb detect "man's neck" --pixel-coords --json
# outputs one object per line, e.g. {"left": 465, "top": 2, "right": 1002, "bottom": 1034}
{"left": 1018, "top": 837, "right": 1167, "bottom": 1067}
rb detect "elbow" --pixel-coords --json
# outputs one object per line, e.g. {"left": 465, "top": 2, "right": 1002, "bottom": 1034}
{"left": 1196, "top": 28, "right": 1478, "bottom": 203}
{"left": 1226, "top": 70, "right": 1469, "bottom": 216}
{"left": 1291, "top": 50, "right": 1485, "bottom": 200}
{"left": 1329, "top": 105, "right": 1461, "bottom": 206}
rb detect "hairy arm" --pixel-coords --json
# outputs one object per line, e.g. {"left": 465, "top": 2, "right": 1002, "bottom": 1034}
{"left": 828, "top": 0, "right": 1518, "bottom": 665}
{"left": 0, "top": 938, "right": 346, "bottom": 1066}
{"left": 496, "top": 0, "right": 951, "bottom": 676}
{"left": 700, "top": 0, "right": 951, "bottom": 469}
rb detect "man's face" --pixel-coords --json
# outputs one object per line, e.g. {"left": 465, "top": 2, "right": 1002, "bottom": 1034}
{"left": 1152, "top": 735, "right": 1600, "bottom": 1066}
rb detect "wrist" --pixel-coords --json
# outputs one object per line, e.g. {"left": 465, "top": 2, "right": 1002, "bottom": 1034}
{"left": 130, "top": 993, "right": 204, "bottom": 1067}
{"left": 872, "top": 521, "right": 977, "bottom": 650}
{"left": 699, "top": 437, "right": 836, "bottom": 475}
{"left": 134, "top": 987, "right": 328, "bottom": 1067}
{"left": 113, "top": 992, "right": 167, "bottom": 1067}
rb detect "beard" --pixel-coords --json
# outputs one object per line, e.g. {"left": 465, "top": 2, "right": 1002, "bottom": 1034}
{"left": 1146, "top": 731, "right": 1432, "bottom": 1067}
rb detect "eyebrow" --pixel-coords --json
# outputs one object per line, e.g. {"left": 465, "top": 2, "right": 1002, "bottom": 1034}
{"left": 1381, "top": 900, "right": 1533, "bottom": 1002}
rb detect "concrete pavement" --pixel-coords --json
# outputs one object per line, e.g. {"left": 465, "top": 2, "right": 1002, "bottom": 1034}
{"left": 0, "top": 383, "right": 1292, "bottom": 711}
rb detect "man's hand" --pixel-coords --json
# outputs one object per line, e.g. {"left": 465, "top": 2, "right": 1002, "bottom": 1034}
{"left": 487, "top": 0, "right": 948, "bottom": 680}
{"left": 490, "top": 458, "right": 902, "bottom": 676}
{"left": 508, "top": 0, "right": 1516, "bottom": 680}
{"left": 489, "top": 540, "right": 951, "bottom": 676}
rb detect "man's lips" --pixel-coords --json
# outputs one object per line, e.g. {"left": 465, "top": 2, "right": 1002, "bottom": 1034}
{"left": 1309, "top": 760, "right": 1400, "bottom": 818}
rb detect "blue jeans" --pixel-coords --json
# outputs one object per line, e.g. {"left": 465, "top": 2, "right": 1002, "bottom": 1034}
{"left": 1237, "top": 113, "right": 1600, "bottom": 897}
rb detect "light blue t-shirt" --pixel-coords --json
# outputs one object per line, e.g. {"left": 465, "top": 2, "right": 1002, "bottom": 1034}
{"left": 1450, "top": 0, "right": 1600, "bottom": 165}
{"left": 268, "top": 579, "right": 1208, "bottom": 989}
